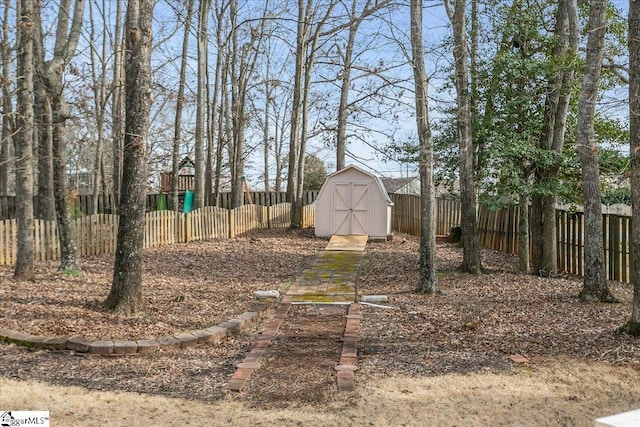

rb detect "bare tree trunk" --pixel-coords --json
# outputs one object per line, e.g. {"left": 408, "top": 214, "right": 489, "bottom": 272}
{"left": 0, "top": 0, "right": 13, "bottom": 196}
{"left": 89, "top": 0, "right": 110, "bottom": 216}
{"left": 335, "top": 0, "right": 365, "bottom": 171}
{"left": 33, "top": 1, "right": 54, "bottom": 220}
{"left": 410, "top": 0, "right": 437, "bottom": 293}
{"left": 469, "top": 0, "right": 478, "bottom": 116}
{"left": 213, "top": 85, "right": 227, "bottom": 205}
{"left": 530, "top": 0, "right": 578, "bottom": 277}
{"left": 112, "top": 0, "right": 124, "bottom": 210}
{"left": 290, "top": 0, "right": 335, "bottom": 227}
{"left": 271, "top": 87, "right": 291, "bottom": 193}
{"left": 34, "top": 0, "right": 84, "bottom": 273}
{"left": 33, "top": 90, "right": 54, "bottom": 220}
{"left": 445, "top": 0, "right": 481, "bottom": 274}
{"left": 286, "top": 0, "right": 306, "bottom": 219}
{"left": 205, "top": 51, "right": 216, "bottom": 206}
{"left": 104, "top": 0, "right": 155, "bottom": 315}
{"left": 215, "top": 54, "right": 230, "bottom": 205}
{"left": 172, "top": 0, "right": 194, "bottom": 213}
{"left": 51, "top": 94, "right": 80, "bottom": 271}
{"left": 207, "top": 3, "right": 224, "bottom": 205}
{"left": 263, "top": 79, "right": 272, "bottom": 191}
{"left": 228, "top": 0, "right": 241, "bottom": 207}
{"left": 624, "top": 0, "right": 640, "bottom": 334}
{"left": 518, "top": 194, "right": 529, "bottom": 273}
{"left": 577, "top": 0, "right": 615, "bottom": 303}
{"left": 14, "top": 0, "right": 35, "bottom": 280}
{"left": 194, "top": 0, "right": 210, "bottom": 209}
{"left": 229, "top": 0, "right": 264, "bottom": 208}
{"left": 212, "top": 0, "right": 227, "bottom": 206}
{"left": 294, "top": 47, "right": 314, "bottom": 226}
{"left": 273, "top": 98, "right": 287, "bottom": 192}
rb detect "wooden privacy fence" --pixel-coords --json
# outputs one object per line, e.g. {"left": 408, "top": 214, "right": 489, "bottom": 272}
{"left": 2, "top": 193, "right": 633, "bottom": 284}
{"left": 390, "top": 195, "right": 634, "bottom": 284}
{"left": 555, "top": 211, "right": 634, "bottom": 283}
{"left": 389, "top": 194, "right": 461, "bottom": 236}
{"left": 0, "top": 203, "right": 315, "bottom": 266}
{"left": 477, "top": 204, "right": 519, "bottom": 254}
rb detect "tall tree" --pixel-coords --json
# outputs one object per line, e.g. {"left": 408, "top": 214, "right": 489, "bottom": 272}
{"left": 111, "top": 0, "right": 124, "bottom": 209}
{"left": 622, "top": 0, "right": 639, "bottom": 334}
{"left": 212, "top": 0, "right": 228, "bottom": 206}
{"left": 261, "top": 65, "right": 273, "bottom": 191}
{"left": 577, "top": 0, "right": 616, "bottom": 302}
{"left": 464, "top": 0, "right": 529, "bottom": 271}
{"left": 205, "top": 0, "right": 224, "bottom": 206}
{"left": 530, "top": 0, "right": 579, "bottom": 277}
{"left": 410, "top": 0, "right": 437, "bottom": 293}
{"left": 254, "top": 24, "right": 291, "bottom": 191}
{"left": 0, "top": 0, "right": 14, "bottom": 195}
{"left": 287, "top": 0, "right": 308, "bottom": 226}
{"left": 287, "top": 0, "right": 336, "bottom": 227}
{"left": 33, "top": 1, "right": 54, "bottom": 221}
{"left": 104, "top": 0, "right": 155, "bottom": 315}
{"left": 14, "top": 0, "right": 35, "bottom": 280}
{"left": 227, "top": 0, "right": 266, "bottom": 207}
{"left": 194, "top": 0, "right": 210, "bottom": 209}
{"left": 88, "top": 0, "right": 110, "bottom": 215}
{"left": 34, "top": 0, "right": 84, "bottom": 273}
{"left": 272, "top": 86, "right": 292, "bottom": 192}
{"left": 171, "top": 0, "right": 195, "bottom": 213}
{"left": 444, "top": 0, "right": 482, "bottom": 274}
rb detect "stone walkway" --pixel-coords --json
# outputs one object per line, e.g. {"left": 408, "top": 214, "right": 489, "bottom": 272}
{"left": 226, "top": 235, "right": 367, "bottom": 392}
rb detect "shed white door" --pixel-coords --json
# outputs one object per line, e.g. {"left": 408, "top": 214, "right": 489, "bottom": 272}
{"left": 333, "top": 182, "right": 369, "bottom": 235}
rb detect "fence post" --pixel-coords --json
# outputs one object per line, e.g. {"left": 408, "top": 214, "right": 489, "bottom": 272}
{"left": 228, "top": 207, "right": 235, "bottom": 238}
{"left": 267, "top": 204, "right": 271, "bottom": 229}
{"left": 185, "top": 212, "right": 191, "bottom": 242}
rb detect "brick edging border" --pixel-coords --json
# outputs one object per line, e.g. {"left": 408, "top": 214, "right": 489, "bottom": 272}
{"left": 335, "top": 303, "right": 361, "bottom": 392}
{"left": 0, "top": 308, "right": 266, "bottom": 355}
{"left": 225, "top": 303, "right": 291, "bottom": 392}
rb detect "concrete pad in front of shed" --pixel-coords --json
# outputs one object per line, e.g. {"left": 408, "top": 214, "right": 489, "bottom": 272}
{"left": 326, "top": 234, "right": 368, "bottom": 251}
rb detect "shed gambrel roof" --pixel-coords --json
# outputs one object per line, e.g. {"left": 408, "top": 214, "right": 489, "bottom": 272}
{"left": 316, "top": 165, "right": 393, "bottom": 205}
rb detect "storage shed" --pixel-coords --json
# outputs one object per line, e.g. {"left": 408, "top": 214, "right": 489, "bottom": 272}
{"left": 315, "top": 165, "right": 393, "bottom": 240}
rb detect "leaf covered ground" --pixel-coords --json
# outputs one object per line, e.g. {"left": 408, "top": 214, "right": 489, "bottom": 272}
{"left": 1, "top": 229, "right": 638, "bottom": 425}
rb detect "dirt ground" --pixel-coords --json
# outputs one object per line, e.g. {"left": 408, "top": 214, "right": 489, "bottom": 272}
{"left": 1, "top": 229, "right": 639, "bottom": 426}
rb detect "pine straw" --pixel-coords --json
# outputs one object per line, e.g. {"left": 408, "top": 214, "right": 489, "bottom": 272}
{"left": 0, "top": 228, "right": 325, "bottom": 340}
{"left": 0, "top": 229, "right": 638, "bottom": 422}
{"left": 358, "top": 235, "right": 639, "bottom": 378}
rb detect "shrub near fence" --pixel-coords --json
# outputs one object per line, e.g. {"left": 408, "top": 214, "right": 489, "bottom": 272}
{"left": 0, "top": 203, "right": 314, "bottom": 266}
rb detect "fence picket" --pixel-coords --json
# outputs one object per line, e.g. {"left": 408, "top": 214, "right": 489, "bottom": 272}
{"left": 0, "top": 196, "right": 634, "bottom": 283}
